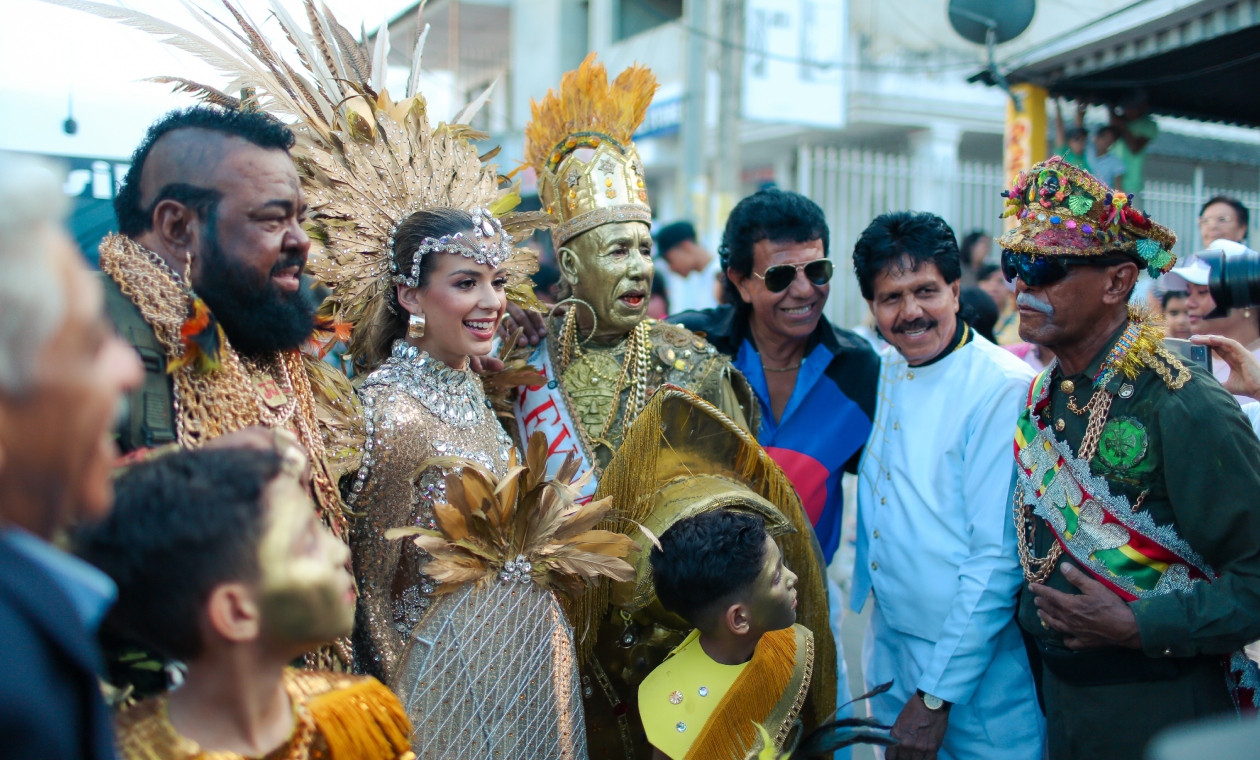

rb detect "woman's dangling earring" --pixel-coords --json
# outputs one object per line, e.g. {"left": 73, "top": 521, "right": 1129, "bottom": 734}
{"left": 408, "top": 312, "right": 426, "bottom": 339}
{"left": 183, "top": 251, "right": 194, "bottom": 288}
{"left": 1247, "top": 309, "right": 1253, "bottom": 319}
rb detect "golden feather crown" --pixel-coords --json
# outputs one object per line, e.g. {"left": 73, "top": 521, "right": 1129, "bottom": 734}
{"left": 524, "top": 53, "right": 659, "bottom": 248}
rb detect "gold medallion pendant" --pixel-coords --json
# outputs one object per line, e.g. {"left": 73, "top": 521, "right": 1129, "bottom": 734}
{"left": 563, "top": 351, "right": 623, "bottom": 441}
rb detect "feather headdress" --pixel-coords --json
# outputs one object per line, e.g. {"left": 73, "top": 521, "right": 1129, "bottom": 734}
{"left": 45, "top": 0, "right": 550, "bottom": 356}
{"left": 523, "top": 53, "right": 658, "bottom": 248}
{"left": 385, "top": 431, "right": 637, "bottom": 594}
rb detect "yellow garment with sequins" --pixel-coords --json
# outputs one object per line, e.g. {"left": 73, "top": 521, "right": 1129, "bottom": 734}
{"left": 112, "top": 669, "right": 412, "bottom": 760}
{"left": 639, "top": 625, "right": 812, "bottom": 760}
{"left": 639, "top": 630, "right": 748, "bottom": 760}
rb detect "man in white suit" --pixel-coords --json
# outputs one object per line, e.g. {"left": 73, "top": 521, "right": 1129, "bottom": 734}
{"left": 849, "top": 211, "right": 1044, "bottom": 760}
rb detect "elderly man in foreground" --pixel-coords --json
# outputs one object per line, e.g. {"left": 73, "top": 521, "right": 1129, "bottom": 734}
{"left": 0, "top": 156, "right": 143, "bottom": 758}
{"left": 1004, "top": 157, "right": 1260, "bottom": 759}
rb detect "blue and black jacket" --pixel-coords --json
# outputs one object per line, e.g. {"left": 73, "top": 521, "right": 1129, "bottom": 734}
{"left": 670, "top": 304, "right": 879, "bottom": 565}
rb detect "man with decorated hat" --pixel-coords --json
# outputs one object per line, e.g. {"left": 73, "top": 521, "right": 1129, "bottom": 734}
{"left": 1001, "top": 156, "right": 1260, "bottom": 758}
{"left": 512, "top": 54, "right": 756, "bottom": 503}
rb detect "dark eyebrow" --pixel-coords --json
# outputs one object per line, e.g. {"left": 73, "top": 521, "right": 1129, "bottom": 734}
{"left": 252, "top": 199, "right": 298, "bottom": 215}
{"left": 448, "top": 269, "right": 485, "bottom": 278}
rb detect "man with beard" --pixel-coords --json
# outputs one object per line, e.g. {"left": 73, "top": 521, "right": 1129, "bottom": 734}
{"left": 850, "top": 211, "right": 1044, "bottom": 759}
{"left": 1005, "top": 158, "right": 1260, "bottom": 759}
{"left": 101, "top": 106, "right": 360, "bottom": 688}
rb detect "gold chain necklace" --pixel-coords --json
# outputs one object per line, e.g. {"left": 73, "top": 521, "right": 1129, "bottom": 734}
{"left": 1015, "top": 308, "right": 1189, "bottom": 585}
{"left": 560, "top": 316, "right": 653, "bottom": 449}
{"left": 99, "top": 234, "right": 346, "bottom": 538}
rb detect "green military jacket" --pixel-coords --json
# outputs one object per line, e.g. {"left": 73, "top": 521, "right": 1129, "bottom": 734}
{"left": 1018, "top": 322, "right": 1260, "bottom": 673}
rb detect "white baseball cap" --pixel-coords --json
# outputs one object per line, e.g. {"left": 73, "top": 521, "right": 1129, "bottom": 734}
{"left": 1163, "top": 239, "right": 1253, "bottom": 290}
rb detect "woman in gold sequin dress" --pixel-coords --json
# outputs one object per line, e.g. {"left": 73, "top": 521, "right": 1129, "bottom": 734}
{"left": 343, "top": 208, "right": 590, "bottom": 759}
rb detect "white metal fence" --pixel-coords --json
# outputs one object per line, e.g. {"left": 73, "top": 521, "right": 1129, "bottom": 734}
{"left": 797, "top": 145, "right": 1260, "bottom": 329}
{"left": 798, "top": 146, "right": 1006, "bottom": 328}
{"left": 1141, "top": 181, "right": 1260, "bottom": 266}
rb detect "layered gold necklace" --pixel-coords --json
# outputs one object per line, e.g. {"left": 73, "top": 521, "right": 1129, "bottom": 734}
{"left": 557, "top": 309, "right": 652, "bottom": 451}
{"left": 98, "top": 234, "right": 346, "bottom": 538}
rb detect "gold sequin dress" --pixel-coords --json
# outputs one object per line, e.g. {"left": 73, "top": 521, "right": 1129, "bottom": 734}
{"left": 348, "top": 340, "right": 587, "bottom": 759}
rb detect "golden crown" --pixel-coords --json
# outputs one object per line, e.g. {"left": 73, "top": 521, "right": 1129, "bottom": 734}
{"left": 524, "top": 54, "right": 658, "bottom": 248}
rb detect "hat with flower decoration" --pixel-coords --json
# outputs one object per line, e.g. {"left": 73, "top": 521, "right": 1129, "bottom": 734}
{"left": 997, "top": 156, "right": 1177, "bottom": 277}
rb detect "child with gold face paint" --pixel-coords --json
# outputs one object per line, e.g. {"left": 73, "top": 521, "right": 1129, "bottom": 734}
{"left": 637, "top": 510, "right": 809, "bottom": 760}
{"left": 75, "top": 448, "right": 413, "bottom": 760}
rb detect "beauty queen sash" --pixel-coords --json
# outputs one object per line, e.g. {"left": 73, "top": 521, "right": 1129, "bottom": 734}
{"left": 513, "top": 338, "right": 599, "bottom": 504}
{"left": 1014, "top": 369, "right": 1259, "bottom": 714}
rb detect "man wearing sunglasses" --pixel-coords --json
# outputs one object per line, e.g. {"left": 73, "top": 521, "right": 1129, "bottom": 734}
{"left": 1003, "top": 157, "right": 1260, "bottom": 760}
{"left": 670, "top": 189, "right": 880, "bottom": 752}
{"left": 848, "top": 211, "right": 1044, "bottom": 760}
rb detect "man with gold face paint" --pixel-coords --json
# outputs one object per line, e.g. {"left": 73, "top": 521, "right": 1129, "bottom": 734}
{"left": 513, "top": 54, "right": 756, "bottom": 504}
{"left": 75, "top": 447, "right": 413, "bottom": 760}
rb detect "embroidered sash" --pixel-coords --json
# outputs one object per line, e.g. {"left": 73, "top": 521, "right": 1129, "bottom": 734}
{"left": 1014, "top": 369, "right": 1259, "bottom": 713}
{"left": 513, "top": 338, "right": 600, "bottom": 504}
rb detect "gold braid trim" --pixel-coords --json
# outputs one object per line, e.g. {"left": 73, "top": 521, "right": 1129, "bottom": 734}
{"left": 98, "top": 234, "right": 347, "bottom": 538}
{"left": 573, "top": 387, "right": 837, "bottom": 728}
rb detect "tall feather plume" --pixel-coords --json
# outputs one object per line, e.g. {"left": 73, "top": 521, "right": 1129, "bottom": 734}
{"left": 369, "top": 13, "right": 390, "bottom": 94}
{"left": 39, "top": 0, "right": 247, "bottom": 82}
{"left": 268, "top": 0, "right": 342, "bottom": 113}
{"left": 406, "top": 1, "right": 430, "bottom": 99}
{"left": 147, "top": 77, "right": 240, "bottom": 109}
{"left": 523, "top": 52, "right": 658, "bottom": 172}
{"left": 453, "top": 77, "right": 496, "bottom": 126}
{"left": 322, "top": 4, "right": 372, "bottom": 84}
{"left": 303, "top": 0, "right": 348, "bottom": 84}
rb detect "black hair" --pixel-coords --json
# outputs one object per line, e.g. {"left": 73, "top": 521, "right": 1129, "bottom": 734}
{"left": 976, "top": 262, "right": 1002, "bottom": 281}
{"left": 650, "top": 271, "right": 669, "bottom": 313}
{"left": 353, "top": 207, "right": 477, "bottom": 371}
{"left": 852, "top": 211, "right": 961, "bottom": 300}
{"left": 1161, "top": 289, "right": 1189, "bottom": 309}
{"left": 115, "top": 106, "right": 295, "bottom": 237}
{"left": 649, "top": 510, "right": 768, "bottom": 631}
{"left": 960, "top": 230, "right": 989, "bottom": 257}
{"left": 533, "top": 262, "right": 561, "bottom": 303}
{"left": 719, "top": 189, "right": 829, "bottom": 314}
{"left": 655, "top": 221, "right": 697, "bottom": 259}
{"left": 1066, "top": 126, "right": 1088, "bottom": 141}
{"left": 1199, "top": 195, "right": 1250, "bottom": 233}
{"left": 960, "top": 286, "right": 998, "bottom": 343}
{"left": 74, "top": 448, "right": 283, "bottom": 661}
{"left": 1096, "top": 125, "right": 1120, "bottom": 141}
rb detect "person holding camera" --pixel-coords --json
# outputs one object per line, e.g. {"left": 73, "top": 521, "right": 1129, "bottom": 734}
{"left": 1166, "top": 239, "right": 1260, "bottom": 403}
{"left": 1000, "top": 157, "right": 1260, "bottom": 760}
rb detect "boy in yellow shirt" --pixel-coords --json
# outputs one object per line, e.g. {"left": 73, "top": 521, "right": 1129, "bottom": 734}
{"left": 639, "top": 509, "right": 813, "bottom": 760}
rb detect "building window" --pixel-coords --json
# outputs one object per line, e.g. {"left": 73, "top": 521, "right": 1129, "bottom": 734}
{"left": 617, "top": 0, "right": 683, "bottom": 41}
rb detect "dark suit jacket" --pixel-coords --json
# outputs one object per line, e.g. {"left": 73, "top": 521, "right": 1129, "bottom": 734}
{"left": 0, "top": 539, "right": 116, "bottom": 760}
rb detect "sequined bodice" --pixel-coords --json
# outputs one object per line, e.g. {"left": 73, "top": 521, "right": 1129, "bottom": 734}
{"left": 348, "top": 341, "right": 514, "bottom": 683}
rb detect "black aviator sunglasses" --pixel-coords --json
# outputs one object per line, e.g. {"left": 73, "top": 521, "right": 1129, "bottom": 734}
{"left": 753, "top": 259, "right": 834, "bottom": 293}
{"left": 1001, "top": 250, "right": 1134, "bottom": 288}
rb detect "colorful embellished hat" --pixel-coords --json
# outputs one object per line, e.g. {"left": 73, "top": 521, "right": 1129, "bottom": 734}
{"left": 998, "top": 156, "right": 1177, "bottom": 277}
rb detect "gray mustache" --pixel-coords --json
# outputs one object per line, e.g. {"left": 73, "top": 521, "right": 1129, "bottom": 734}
{"left": 1017, "top": 292, "right": 1055, "bottom": 315}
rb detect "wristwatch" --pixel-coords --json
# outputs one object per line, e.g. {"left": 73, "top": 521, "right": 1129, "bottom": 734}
{"left": 916, "top": 689, "right": 950, "bottom": 711}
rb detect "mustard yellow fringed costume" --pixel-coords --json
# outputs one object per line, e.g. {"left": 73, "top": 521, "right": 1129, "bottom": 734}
{"left": 571, "top": 387, "right": 837, "bottom": 759}
{"left": 113, "top": 669, "right": 413, "bottom": 760}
